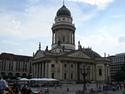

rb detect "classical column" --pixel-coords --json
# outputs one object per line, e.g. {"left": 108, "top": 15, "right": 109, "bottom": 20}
{"left": 52, "top": 33, "right": 54, "bottom": 44}
{"left": 94, "top": 64, "right": 97, "bottom": 81}
{"left": 73, "top": 33, "right": 75, "bottom": 44}
{"left": 40, "top": 63, "right": 42, "bottom": 77}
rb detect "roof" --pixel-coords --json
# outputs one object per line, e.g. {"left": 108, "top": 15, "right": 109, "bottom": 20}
{"left": 0, "top": 53, "right": 32, "bottom": 61}
{"left": 84, "top": 48, "right": 101, "bottom": 58}
{"left": 56, "top": 5, "right": 71, "bottom": 17}
{"left": 115, "top": 53, "right": 125, "bottom": 56}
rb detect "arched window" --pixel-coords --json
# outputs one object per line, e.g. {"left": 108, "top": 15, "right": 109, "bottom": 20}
{"left": 22, "top": 73, "right": 27, "bottom": 78}
{"left": 16, "top": 73, "right": 20, "bottom": 77}
{"left": 8, "top": 72, "right": 13, "bottom": 79}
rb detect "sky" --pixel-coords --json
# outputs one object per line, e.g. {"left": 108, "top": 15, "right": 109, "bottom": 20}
{"left": 0, "top": 0, "right": 125, "bottom": 57}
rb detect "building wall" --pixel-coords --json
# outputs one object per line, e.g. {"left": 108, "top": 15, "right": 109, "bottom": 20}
{"left": 32, "top": 58, "right": 110, "bottom": 83}
{"left": 96, "top": 64, "right": 105, "bottom": 82}
{"left": 109, "top": 54, "right": 125, "bottom": 81}
{"left": 0, "top": 53, "right": 32, "bottom": 79}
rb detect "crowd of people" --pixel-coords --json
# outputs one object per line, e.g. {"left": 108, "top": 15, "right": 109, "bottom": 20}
{"left": 0, "top": 77, "right": 32, "bottom": 94}
{"left": 2, "top": 76, "right": 125, "bottom": 94}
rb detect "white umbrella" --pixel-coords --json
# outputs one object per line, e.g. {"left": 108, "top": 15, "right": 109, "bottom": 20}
{"left": 19, "top": 78, "right": 29, "bottom": 81}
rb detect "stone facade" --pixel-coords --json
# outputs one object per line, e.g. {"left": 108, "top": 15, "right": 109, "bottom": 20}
{"left": 32, "top": 5, "right": 110, "bottom": 83}
{"left": 0, "top": 53, "right": 32, "bottom": 79}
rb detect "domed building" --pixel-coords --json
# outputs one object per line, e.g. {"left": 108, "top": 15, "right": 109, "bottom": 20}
{"left": 32, "top": 4, "right": 110, "bottom": 83}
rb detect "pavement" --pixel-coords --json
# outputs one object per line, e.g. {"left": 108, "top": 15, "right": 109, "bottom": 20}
{"left": 28, "top": 83, "right": 125, "bottom": 94}
{"left": 97, "top": 90, "right": 123, "bottom": 94}
{"left": 31, "top": 84, "right": 124, "bottom": 94}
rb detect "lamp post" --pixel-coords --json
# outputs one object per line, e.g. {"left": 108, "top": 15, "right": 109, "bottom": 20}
{"left": 81, "top": 65, "right": 90, "bottom": 93}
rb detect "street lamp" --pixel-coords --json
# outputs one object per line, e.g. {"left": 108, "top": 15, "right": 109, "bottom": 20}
{"left": 81, "top": 65, "right": 90, "bottom": 93}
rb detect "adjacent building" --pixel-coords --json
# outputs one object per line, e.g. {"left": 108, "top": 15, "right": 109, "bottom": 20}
{"left": 32, "top": 4, "right": 110, "bottom": 83}
{"left": 108, "top": 53, "right": 125, "bottom": 81}
{"left": 0, "top": 53, "right": 32, "bottom": 79}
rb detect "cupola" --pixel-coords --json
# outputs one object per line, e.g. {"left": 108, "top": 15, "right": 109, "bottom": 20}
{"left": 56, "top": 5, "right": 71, "bottom": 17}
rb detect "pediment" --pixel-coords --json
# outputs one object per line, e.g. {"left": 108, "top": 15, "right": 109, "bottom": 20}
{"left": 34, "top": 50, "right": 45, "bottom": 59}
{"left": 67, "top": 51, "right": 90, "bottom": 59}
{"left": 51, "top": 47, "right": 63, "bottom": 54}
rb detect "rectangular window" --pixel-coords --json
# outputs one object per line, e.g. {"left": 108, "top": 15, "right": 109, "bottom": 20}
{"left": 53, "top": 33, "right": 55, "bottom": 44}
{"left": 63, "top": 36, "right": 65, "bottom": 42}
{"left": 71, "top": 64, "right": 73, "bottom": 68}
{"left": 51, "top": 64, "right": 55, "bottom": 68}
{"left": 52, "top": 73, "right": 54, "bottom": 78}
{"left": 64, "top": 73, "right": 66, "bottom": 79}
{"left": 99, "top": 69, "right": 102, "bottom": 76}
{"left": 71, "top": 73, "right": 73, "bottom": 80}
{"left": 64, "top": 64, "right": 67, "bottom": 68}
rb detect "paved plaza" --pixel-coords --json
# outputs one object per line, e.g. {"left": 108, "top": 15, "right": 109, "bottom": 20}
{"left": 31, "top": 83, "right": 124, "bottom": 94}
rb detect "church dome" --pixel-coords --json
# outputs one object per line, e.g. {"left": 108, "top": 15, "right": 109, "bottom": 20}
{"left": 57, "top": 5, "right": 71, "bottom": 17}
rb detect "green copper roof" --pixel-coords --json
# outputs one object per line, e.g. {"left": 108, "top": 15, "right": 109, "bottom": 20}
{"left": 57, "top": 5, "right": 71, "bottom": 17}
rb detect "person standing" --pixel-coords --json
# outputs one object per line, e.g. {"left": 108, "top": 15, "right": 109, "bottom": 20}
{"left": 0, "top": 77, "right": 8, "bottom": 94}
{"left": 11, "top": 83, "right": 20, "bottom": 94}
{"left": 21, "top": 85, "right": 27, "bottom": 94}
{"left": 26, "top": 87, "right": 32, "bottom": 94}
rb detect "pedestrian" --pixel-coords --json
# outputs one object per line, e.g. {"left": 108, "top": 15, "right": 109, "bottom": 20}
{"left": 44, "top": 88, "right": 49, "bottom": 94}
{"left": 67, "top": 88, "right": 69, "bottom": 92}
{"left": 39, "top": 90, "right": 43, "bottom": 94}
{"left": 21, "top": 85, "right": 27, "bottom": 94}
{"left": 4, "top": 87, "right": 13, "bottom": 94}
{"left": 0, "top": 77, "right": 8, "bottom": 94}
{"left": 26, "top": 86, "right": 32, "bottom": 94}
{"left": 11, "top": 83, "right": 19, "bottom": 94}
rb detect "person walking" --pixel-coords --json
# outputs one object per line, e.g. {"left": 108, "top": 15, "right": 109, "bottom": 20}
{"left": 0, "top": 77, "right": 8, "bottom": 94}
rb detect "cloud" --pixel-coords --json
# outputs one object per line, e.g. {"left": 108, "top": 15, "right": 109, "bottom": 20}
{"left": 68, "top": 0, "right": 114, "bottom": 9}
{"left": 0, "top": 12, "right": 22, "bottom": 36}
{"left": 0, "top": 2, "right": 57, "bottom": 55}
{"left": 75, "top": 23, "right": 125, "bottom": 56}
{"left": 0, "top": 3, "right": 57, "bottom": 40}
{"left": 76, "top": 32, "right": 118, "bottom": 56}
{"left": 111, "top": 14, "right": 125, "bottom": 18}
{"left": 119, "top": 36, "right": 125, "bottom": 43}
{"left": 0, "top": 0, "right": 124, "bottom": 56}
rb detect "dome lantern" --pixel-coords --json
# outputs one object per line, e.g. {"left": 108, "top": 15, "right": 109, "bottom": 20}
{"left": 56, "top": 5, "right": 71, "bottom": 17}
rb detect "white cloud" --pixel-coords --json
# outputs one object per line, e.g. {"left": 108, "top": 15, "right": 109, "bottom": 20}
{"left": 0, "top": 0, "right": 124, "bottom": 56}
{"left": 0, "top": 4, "right": 57, "bottom": 39}
{"left": 0, "top": 13, "right": 22, "bottom": 36}
{"left": 76, "top": 32, "right": 118, "bottom": 56}
{"left": 68, "top": 0, "right": 114, "bottom": 9}
{"left": 76, "top": 24, "right": 125, "bottom": 56}
{"left": 0, "top": 3, "right": 58, "bottom": 55}
{"left": 111, "top": 14, "right": 125, "bottom": 18}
